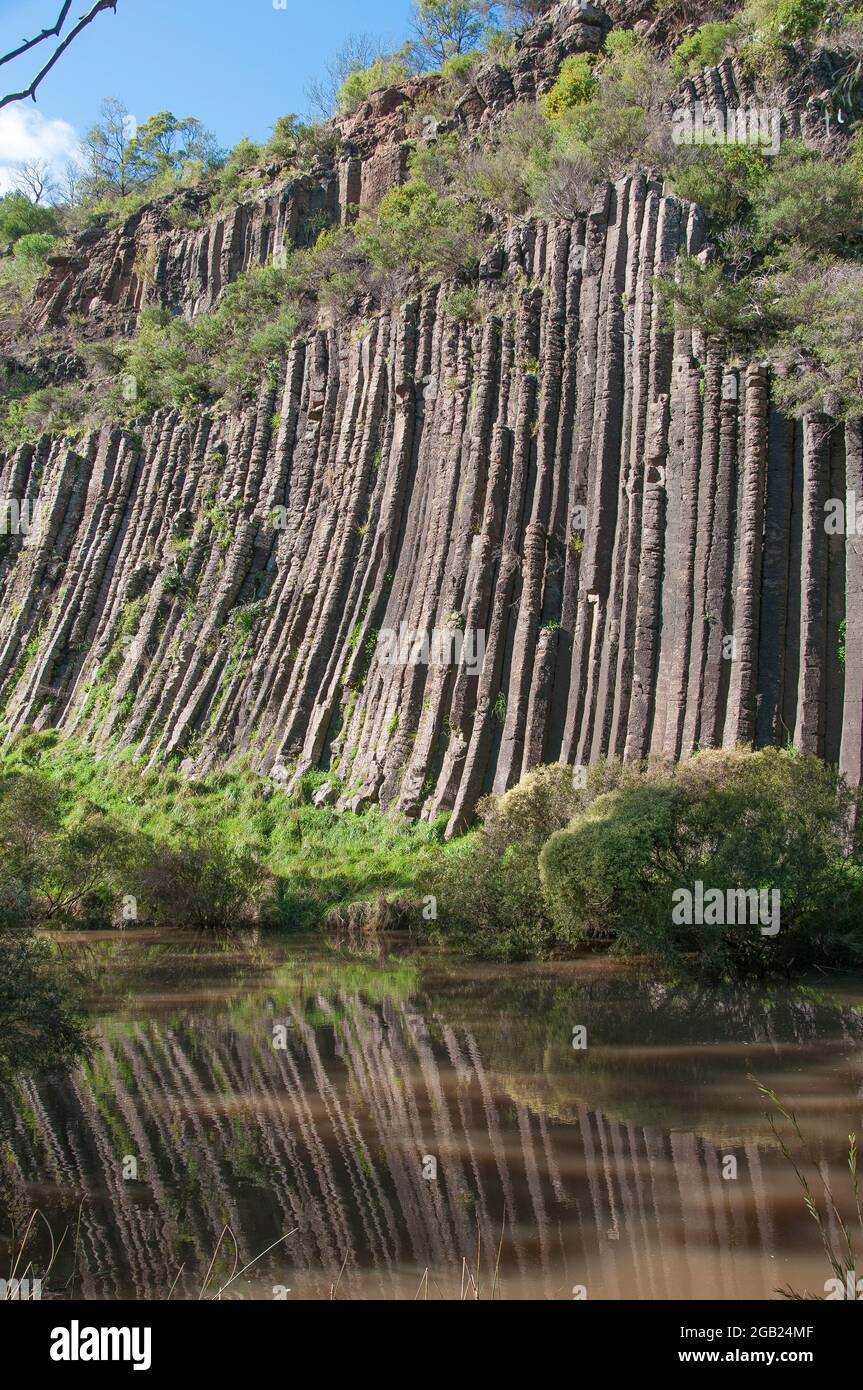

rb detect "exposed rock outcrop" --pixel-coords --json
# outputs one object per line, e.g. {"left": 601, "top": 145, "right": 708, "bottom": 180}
{"left": 0, "top": 173, "right": 855, "bottom": 829}
{"left": 0, "top": 3, "right": 859, "bottom": 822}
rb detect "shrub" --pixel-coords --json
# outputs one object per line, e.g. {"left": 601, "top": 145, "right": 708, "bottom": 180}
{"left": 336, "top": 56, "right": 410, "bottom": 114}
{"left": 539, "top": 749, "right": 863, "bottom": 980}
{"left": 209, "top": 137, "right": 263, "bottom": 209}
{"left": 117, "top": 266, "right": 300, "bottom": 412}
{"left": 0, "top": 191, "right": 59, "bottom": 247}
{"left": 0, "top": 770, "right": 142, "bottom": 927}
{"left": 546, "top": 34, "right": 672, "bottom": 181}
{"left": 444, "top": 284, "right": 481, "bottom": 321}
{"left": 134, "top": 832, "right": 266, "bottom": 930}
{"left": 751, "top": 143, "right": 863, "bottom": 252}
{"left": 670, "top": 144, "right": 771, "bottom": 225}
{"left": 657, "top": 255, "right": 766, "bottom": 345}
{"left": 769, "top": 252, "right": 863, "bottom": 418}
{"left": 542, "top": 54, "right": 597, "bottom": 118}
{"left": 670, "top": 22, "right": 740, "bottom": 78}
{"left": 530, "top": 142, "right": 603, "bottom": 219}
{"left": 265, "top": 114, "right": 341, "bottom": 169}
{"left": 0, "top": 383, "right": 90, "bottom": 448}
{"left": 463, "top": 104, "right": 553, "bottom": 215}
{"left": 357, "top": 178, "right": 486, "bottom": 280}
{"left": 743, "top": 0, "right": 828, "bottom": 41}
{"left": 441, "top": 49, "right": 483, "bottom": 89}
{"left": 431, "top": 763, "right": 618, "bottom": 960}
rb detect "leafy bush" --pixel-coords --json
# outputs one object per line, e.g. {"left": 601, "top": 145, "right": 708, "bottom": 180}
{"left": 337, "top": 56, "right": 411, "bottom": 113}
{"left": 539, "top": 749, "right": 863, "bottom": 980}
{"left": 115, "top": 266, "right": 300, "bottom": 414}
{"left": 134, "top": 833, "right": 266, "bottom": 930}
{"left": 431, "top": 763, "right": 617, "bottom": 960}
{"left": 670, "top": 144, "right": 771, "bottom": 225}
{"left": 743, "top": 0, "right": 828, "bottom": 41}
{"left": 0, "top": 770, "right": 140, "bottom": 927}
{"left": 542, "top": 53, "right": 597, "bottom": 117}
{"left": 751, "top": 142, "right": 863, "bottom": 252}
{"left": 462, "top": 104, "right": 553, "bottom": 215}
{"left": 657, "top": 255, "right": 766, "bottom": 344}
{"left": 0, "top": 383, "right": 90, "bottom": 448}
{"left": 0, "top": 191, "right": 59, "bottom": 247}
{"left": 545, "top": 31, "right": 672, "bottom": 181}
{"left": 265, "top": 114, "right": 341, "bottom": 169}
{"left": 441, "top": 48, "right": 483, "bottom": 88}
{"left": 670, "top": 22, "right": 740, "bottom": 78}
{"left": 357, "top": 178, "right": 486, "bottom": 279}
{"left": 444, "top": 284, "right": 481, "bottom": 321}
{"left": 209, "top": 137, "right": 263, "bottom": 210}
{"left": 769, "top": 251, "right": 863, "bottom": 417}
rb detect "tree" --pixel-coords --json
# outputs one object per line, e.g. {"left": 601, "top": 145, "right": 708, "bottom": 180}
{"left": 503, "top": 0, "right": 554, "bottom": 23}
{"left": 56, "top": 157, "right": 85, "bottom": 206}
{"left": 409, "top": 0, "right": 493, "bottom": 68}
{"left": 0, "top": 190, "right": 59, "bottom": 247}
{"left": 11, "top": 158, "right": 56, "bottom": 204}
{"left": 0, "top": 1, "right": 120, "bottom": 112}
{"left": 82, "top": 96, "right": 139, "bottom": 198}
{"left": 304, "top": 33, "right": 389, "bottom": 118}
{"left": 128, "top": 111, "right": 223, "bottom": 182}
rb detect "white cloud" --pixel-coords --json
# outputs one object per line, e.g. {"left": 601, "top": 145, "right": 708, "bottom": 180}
{"left": 0, "top": 106, "right": 81, "bottom": 196}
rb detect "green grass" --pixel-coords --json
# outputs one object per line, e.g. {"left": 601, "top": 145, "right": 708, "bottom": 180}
{"left": 0, "top": 729, "right": 469, "bottom": 929}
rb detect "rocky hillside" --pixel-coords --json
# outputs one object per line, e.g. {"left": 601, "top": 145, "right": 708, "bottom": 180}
{"left": 1, "top": 0, "right": 860, "bottom": 833}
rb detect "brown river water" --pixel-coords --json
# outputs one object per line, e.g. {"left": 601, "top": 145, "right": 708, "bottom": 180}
{"left": 2, "top": 930, "right": 862, "bottom": 1301}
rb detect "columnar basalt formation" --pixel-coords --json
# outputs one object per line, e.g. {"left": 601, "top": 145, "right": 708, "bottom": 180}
{"left": 0, "top": 166, "right": 856, "bottom": 829}
{"left": 1, "top": 3, "right": 860, "bottom": 823}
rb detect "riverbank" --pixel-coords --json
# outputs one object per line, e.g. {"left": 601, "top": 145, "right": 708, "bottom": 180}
{"left": 0, "top": 728, "right": 467, "bottom": 931}
{"left": 2, "top": 732, "right": 863, "bottom": 984}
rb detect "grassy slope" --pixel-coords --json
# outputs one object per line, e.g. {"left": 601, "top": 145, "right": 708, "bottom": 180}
{"left": 0, "top": 730, "right": 474, "bottom": 928}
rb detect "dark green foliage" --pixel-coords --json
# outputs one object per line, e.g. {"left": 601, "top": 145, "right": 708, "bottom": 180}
{"left": 0, "top": 192, "right": 59, "bottom": 246}
{"left": 357, "top": 178, "right": 486, "bottom": 280}
{"left": 134, "top": 835, "right": 266, "bottom": 931}
{"left": 430, "top": 764, "right": 608, "bottom": 960}
{"left": 751, "top": 142, "right": 863, "bottom": 253}
{"left": 670, "top": 21, "right": 741, "bottom": 78}
{"left": 671, "top": 145, "right": 771, "bottom": 226}
{"left": 657, "top": 255, "right": 767, "bottom": 345}
{"left": 539, "top": 749, "right": 863, "bottom": 980}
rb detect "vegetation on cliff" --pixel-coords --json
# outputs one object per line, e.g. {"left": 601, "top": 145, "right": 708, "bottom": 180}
{"left": 8, "top": 2, "right": 863, "bottom": 442}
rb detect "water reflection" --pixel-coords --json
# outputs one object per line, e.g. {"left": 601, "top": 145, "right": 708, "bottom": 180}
{"left": 1, "top": 933, "right": 862, "bottom": 1300}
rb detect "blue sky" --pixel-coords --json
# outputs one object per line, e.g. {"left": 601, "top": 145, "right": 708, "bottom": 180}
{"left": 0, "top": 0, "right": 413, "bottom": 189}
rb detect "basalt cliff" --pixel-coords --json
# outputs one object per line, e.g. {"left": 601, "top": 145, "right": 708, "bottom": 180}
{"left": 1, "top": 0, "right": 860, "bottom": 836}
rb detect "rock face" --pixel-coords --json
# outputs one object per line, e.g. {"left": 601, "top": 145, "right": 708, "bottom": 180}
{"left": 0, "top": 4, "right": 859, "bottom": 821}
{"left": 1, "top": 173, "right": 857, "bottom": 827}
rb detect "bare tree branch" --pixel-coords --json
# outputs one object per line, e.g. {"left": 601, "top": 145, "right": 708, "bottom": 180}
{"left": 1, "top": 1, "right": 119, "bottom": 112}
{"left": 12, "top": 159, "right": 57, "bottom": 204}
{"left": 0, "top": 2, "right": 72, "bottom": 69}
